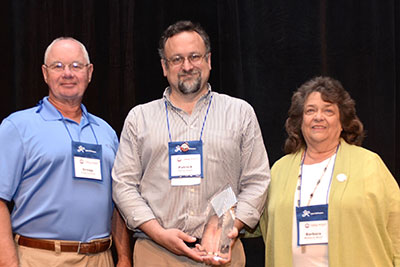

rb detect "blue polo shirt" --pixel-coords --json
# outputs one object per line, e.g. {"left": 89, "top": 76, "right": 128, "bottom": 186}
{"left": 0, "top": 97, "right": 119, "bottom": 242}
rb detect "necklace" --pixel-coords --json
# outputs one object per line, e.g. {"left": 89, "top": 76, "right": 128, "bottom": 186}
{"left": 297, "top": 151, "right": 336, "bottom": 207}
{"left": 308, "top": 156, "right": 332, "bottom": 206}
{"left": 298, "top": 152, "right": 335, "bottom": 254}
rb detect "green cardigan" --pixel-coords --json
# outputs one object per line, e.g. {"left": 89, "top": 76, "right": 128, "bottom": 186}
{"left": 259, "top": 140, "right": 400, "bottom": 267}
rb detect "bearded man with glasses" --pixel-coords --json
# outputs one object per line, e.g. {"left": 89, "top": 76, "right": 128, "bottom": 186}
{"left": 112, "top": 20, "right": 271, "bottom": 267}
{"left": 0, "top": 37, "right": 131, "bottom": 267}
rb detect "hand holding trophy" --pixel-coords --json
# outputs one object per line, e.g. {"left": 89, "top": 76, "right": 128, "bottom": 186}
{"left": 196, "top": 186, "right": 237, "bottom": 265}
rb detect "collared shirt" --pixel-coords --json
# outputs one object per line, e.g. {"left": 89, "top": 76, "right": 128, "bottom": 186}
{"left": 112, "top": 86, "right": 270, "bottom": 238}
{"left": 0, "top": 97, "right": 119, "bottom": 242}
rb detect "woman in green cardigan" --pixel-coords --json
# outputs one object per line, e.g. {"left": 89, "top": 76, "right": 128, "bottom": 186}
{"left": 260, "top": 76, "right": 399, "bottom": 267}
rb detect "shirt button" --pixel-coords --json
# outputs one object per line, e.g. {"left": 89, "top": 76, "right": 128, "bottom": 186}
{"left": 189, "top": 211, "right": 194, "bottom": 216}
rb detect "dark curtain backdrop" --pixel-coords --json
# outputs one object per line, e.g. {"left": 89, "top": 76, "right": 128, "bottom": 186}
{"left": 1, "top": 1, "right": 399, "bottom": 266}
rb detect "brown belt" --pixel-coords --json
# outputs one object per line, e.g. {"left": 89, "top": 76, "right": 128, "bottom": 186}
{"left": 16, "top": 235, "right": 112, "bottom": 254}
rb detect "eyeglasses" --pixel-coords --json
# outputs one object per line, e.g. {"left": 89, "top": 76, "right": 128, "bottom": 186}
{"left": 165, "top": 53, "right": 207, "bottom": 66}
{"left": 44, "top": 62, "right": 90, "bottom": 72}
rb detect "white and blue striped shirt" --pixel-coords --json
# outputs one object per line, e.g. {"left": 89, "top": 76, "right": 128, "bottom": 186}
{"left": 112, "top": 86, "right": 270, "bottom": 237}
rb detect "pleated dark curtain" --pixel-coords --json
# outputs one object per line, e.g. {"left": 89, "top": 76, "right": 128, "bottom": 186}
{"left": 1, "top": 1, "right": 399, "bottom": 266}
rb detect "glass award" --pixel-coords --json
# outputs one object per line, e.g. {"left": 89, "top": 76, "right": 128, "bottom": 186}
{"left": 202, "top": 186, "right": 237, "bottom": 260}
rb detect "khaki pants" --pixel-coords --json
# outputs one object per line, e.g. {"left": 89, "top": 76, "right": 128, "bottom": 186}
{"left": 16, "top": 242, "right": 114, "bottom": 267}
{"left": 134, "top": 238, "right": 246, "bottom": 267}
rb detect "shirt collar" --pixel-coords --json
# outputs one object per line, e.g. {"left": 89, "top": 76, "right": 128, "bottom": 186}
{"left": 163, "top": 83, "right": 213, "bottom": 108}
{"left": 35, "top": 96, "right": 98, "bottom": 125}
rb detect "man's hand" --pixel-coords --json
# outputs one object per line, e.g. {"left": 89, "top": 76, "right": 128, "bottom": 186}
{"left": 139, "top": 219, "right": 204, "bottom": 263}
{"left": 115, "top": 258, "right": 132, "bottom": 267}
{"left": 196, "top": 226, "right": 239, "bottom": 265}
{"left": 158, "top": 228, "right": 205, "bottom": 262}
{"left": 195, "top": 217, "right": 243, "bottom": 266}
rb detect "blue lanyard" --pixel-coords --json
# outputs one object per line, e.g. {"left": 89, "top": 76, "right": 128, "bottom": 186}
{"left": 298, "top": 144, "right": 339, "bottom": 206}
{"left": 55, "top": 109, "right": 99, "bottom": 145}
{"left": 165, "top": 95, "right": 213, "bottom": 142}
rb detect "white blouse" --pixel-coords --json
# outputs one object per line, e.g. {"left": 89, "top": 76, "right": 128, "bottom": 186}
{"left": 292, "top": 154, "right": 336, "bottom": 267}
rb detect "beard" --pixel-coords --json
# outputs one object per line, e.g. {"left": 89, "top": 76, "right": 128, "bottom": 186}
{"left": 177, "top": 69, "right": 202, "bottom": 95}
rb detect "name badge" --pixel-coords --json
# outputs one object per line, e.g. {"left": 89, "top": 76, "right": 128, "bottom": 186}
{"left": 72, "top": 141, "right": 103, "bottom": 180}
{"left": 296, "top": 204, "right": 328, "bottom": 246}
{"left": 168, "top": 140, "right": 203, "bottom": 186}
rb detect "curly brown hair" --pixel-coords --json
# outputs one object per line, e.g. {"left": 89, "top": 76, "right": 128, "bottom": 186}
{"left": 284, "top": 76, "right": 364, "bottom": 154}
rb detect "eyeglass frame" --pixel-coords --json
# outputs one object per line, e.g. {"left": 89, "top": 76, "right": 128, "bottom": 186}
{"left": 43, "top": 61, "right": 91, "bottom": 72}
{"left": 164, "top": 52, "right": 209, "bottom": 66}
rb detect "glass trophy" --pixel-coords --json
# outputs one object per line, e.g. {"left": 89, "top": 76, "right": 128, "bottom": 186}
{"left": 202, "top": 186, "right": 237, "bottom": 260}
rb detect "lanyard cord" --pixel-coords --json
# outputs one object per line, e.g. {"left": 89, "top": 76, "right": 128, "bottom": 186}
{"left": 57, "top": 109, "right": 99, "bottom": 145}
{"left": 165, "top": 101, "right": 172, "bottom": 142}
{"left": 88, "top": 121, "right": 99, "bottom": 144}
{"left": 165, "top": 95, "right": 213, "bottom": 142}
{"left": 298, "top": 144, "right": 339, "bottom": 207}
{"left": 199, "top": 95, "right": 213, "bottom": 140}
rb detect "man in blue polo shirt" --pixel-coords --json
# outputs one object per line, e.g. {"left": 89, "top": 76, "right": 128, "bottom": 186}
{"left": 0, "top": 37, "right": 131, "bottom": 267}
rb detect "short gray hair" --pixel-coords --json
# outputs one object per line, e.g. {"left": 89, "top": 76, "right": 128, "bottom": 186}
{"left": 44, "top": 37, "right": 90, "bottom": 64}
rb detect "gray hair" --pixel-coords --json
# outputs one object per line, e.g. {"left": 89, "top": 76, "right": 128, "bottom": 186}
{"left": 44, "top": 37, "right": 90, "bottom": 64}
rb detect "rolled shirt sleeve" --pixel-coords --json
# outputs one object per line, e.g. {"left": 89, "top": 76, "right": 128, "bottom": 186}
{"left": 112, "top": 89, "right": 271, "bottom": 234}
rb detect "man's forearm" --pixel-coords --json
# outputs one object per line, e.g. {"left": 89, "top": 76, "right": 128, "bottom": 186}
{"left": 0, "top": 200, "right": 18, "bottom": 267}
{"left": 138, "top": 219, "right": 166, "bottom": 243}
{"left": 111, "top": 208, "right": 132, "bottom": 266}
{"left": 234, "top": 219, "right": 245, "bottom": 233}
